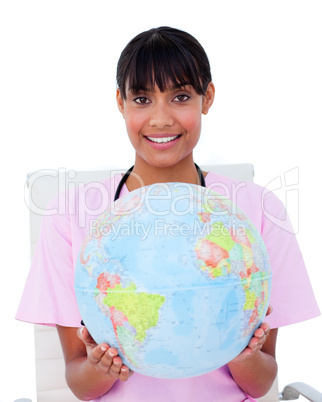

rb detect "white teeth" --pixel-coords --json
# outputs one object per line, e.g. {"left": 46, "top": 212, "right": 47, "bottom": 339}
{"left": 147, "top": 135, "right": 180, "bottom": 143}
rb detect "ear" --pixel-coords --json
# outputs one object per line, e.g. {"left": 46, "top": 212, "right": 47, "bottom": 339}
{"left": 202, "top": 82, "right": 215, "bottom": 115}
{"left": 116, "top": 88, "right": 125, "bottom": 117}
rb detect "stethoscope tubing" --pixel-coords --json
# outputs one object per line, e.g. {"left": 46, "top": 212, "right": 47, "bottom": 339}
{"left": 114, "top": 163, "right": 205, "bottom": 202}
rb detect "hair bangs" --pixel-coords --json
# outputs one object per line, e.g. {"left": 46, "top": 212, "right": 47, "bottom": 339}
{"left": 121, "top": 34, "right": 205, "bottom": 98}
{"left": 117, "top": 27, "right": 212, "bottom": 99}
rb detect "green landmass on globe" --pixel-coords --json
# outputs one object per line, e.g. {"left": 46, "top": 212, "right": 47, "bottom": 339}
{"left": 196, "top": 213, "right": 269, "bottom": 335}
{"left": 94, "top": 273, "right": 165, "bottom": 367}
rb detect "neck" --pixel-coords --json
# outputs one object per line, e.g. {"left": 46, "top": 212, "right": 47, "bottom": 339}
{"left": 126, "top": 155, "right": 204, "bottom": 192}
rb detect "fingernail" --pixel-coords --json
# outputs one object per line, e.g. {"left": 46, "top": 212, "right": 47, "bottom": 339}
{"left": 108, "top": 349, "right": 116, "bottom": 357}
{"left": 101, "top": 346, "right": 107, "bottom": 352}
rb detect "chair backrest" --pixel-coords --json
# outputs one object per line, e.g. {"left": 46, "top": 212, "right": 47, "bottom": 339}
{"left": 27, "top": 163, "right": 278, "bottom": 401}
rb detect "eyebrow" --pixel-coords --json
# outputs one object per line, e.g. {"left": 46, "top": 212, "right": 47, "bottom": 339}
{"left": 128, "top": 82, "right": 192, "bottom": 94}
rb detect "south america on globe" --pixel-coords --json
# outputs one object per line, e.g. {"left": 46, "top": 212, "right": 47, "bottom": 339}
{"left": 75, "top": 182, "right": 272, "bottom": 379}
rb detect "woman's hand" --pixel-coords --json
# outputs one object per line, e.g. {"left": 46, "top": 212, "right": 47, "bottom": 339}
{"left": 77, "top": 326, "right": 133, "bottom": 382}
{"left": 227, "top": 305, "right": 277, "bottom": 398}
{"left": 231, "top": 322, "right": 271, "bottom": 363}
{"left": 231, "top": 305, "right": 273, "bottom": 363}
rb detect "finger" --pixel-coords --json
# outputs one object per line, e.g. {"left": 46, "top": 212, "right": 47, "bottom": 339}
{"left": 86, "top": 344, "right": 111, "bottom": 366}
{"left": 266, "top": 305, "right": 273, "bottom": 316}
{"left": 255, "top": 324, "right": 270, "bottom": 344}
{"left": 110, "top": 356, "right": 123, "bottom": 376}
{"left": 249, "top": 329, "right": 268, "bottom": 352}
{"left": 248, "top": 336, "right": 260, "bottom": 351}
{"left": 97, "top": 348, "right": 119, "bottom": 372}
{"left": 261, "top": 322, "right": 270, "bottom": 335}
{"left": 254, "top": 327, "right": 265, "bottom": 339}
{"left": 119, "top": 366, "right": 134, "bottom": 381}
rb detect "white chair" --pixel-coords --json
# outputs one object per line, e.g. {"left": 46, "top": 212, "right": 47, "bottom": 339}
{"left": 24, "top": 164, "right": 321, "bottom": 402}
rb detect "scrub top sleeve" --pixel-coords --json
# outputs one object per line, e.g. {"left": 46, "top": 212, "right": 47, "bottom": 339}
{"left": 261, "top": 190, "right": 320, "bottom": 329}
{"left": 16, "top": 196, "right": 82, "bottom": 327}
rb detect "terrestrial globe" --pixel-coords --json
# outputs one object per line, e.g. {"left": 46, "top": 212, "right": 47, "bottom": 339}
{"left": 75, "top": 182, "right": 271, "bottom": 379}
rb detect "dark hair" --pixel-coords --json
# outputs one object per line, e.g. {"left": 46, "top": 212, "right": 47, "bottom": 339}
{"left": 116, "top": 26, "right": 212, "bottom": 99}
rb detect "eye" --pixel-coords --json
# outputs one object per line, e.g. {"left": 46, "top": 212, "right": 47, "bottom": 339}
{"left": 133, "top": 97, "right": 151, "bottom": 104}
{"left": 173, "top": 94, "right": 190, "bottom": 102}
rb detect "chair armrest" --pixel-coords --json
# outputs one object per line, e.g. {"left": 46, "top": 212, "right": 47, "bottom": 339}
{"left": 280, "top": 382, "right": 322, "bottom": 401}
{"left": 14, "top": 399, "right": 32, "bottom": 402}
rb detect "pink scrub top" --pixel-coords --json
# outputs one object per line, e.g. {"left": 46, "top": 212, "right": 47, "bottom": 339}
{"left": 16, "top": 171, "right": 320, "bottom": 402}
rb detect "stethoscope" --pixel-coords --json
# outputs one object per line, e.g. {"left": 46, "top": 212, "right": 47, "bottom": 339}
{"left": 114, "top": 163, "right": 205, "bottom": 201}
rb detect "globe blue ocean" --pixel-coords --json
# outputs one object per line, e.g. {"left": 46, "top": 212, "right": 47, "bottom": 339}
{"left": 75, "top": 182, "right": 271, "bottom": 379}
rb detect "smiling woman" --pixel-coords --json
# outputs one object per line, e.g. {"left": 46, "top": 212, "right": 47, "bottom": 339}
{"left": 116, "top": 83, "right": 215, "bottom": 180}
{"left": 115, "top": 26, "right": 215, "bottom": 185}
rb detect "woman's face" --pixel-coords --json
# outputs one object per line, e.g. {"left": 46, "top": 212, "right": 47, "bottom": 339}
{"left": 116, "top": 81, "right": 215, "bottom": 170}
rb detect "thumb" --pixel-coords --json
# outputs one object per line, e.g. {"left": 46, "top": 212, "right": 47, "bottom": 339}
{"left": 77, "top": 326, "right": 97, "bottom": 348}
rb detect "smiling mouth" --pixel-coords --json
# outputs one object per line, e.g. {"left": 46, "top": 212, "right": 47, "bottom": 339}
{"left": 146, "top": 135, "right": 181, "bottom": 144}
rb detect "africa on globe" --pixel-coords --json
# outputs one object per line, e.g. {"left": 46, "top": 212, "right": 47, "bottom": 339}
{"left": 75, "top": 182, "right": 271, "bottom": 379}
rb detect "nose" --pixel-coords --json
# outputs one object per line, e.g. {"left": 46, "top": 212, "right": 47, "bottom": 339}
{"left": 149, "top": 103, "right": 174, "bottom": 128}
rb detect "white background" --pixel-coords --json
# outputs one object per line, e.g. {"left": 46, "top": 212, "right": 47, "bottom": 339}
{"left": 1, "top": 1, "right": 321, "bottom": 401}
